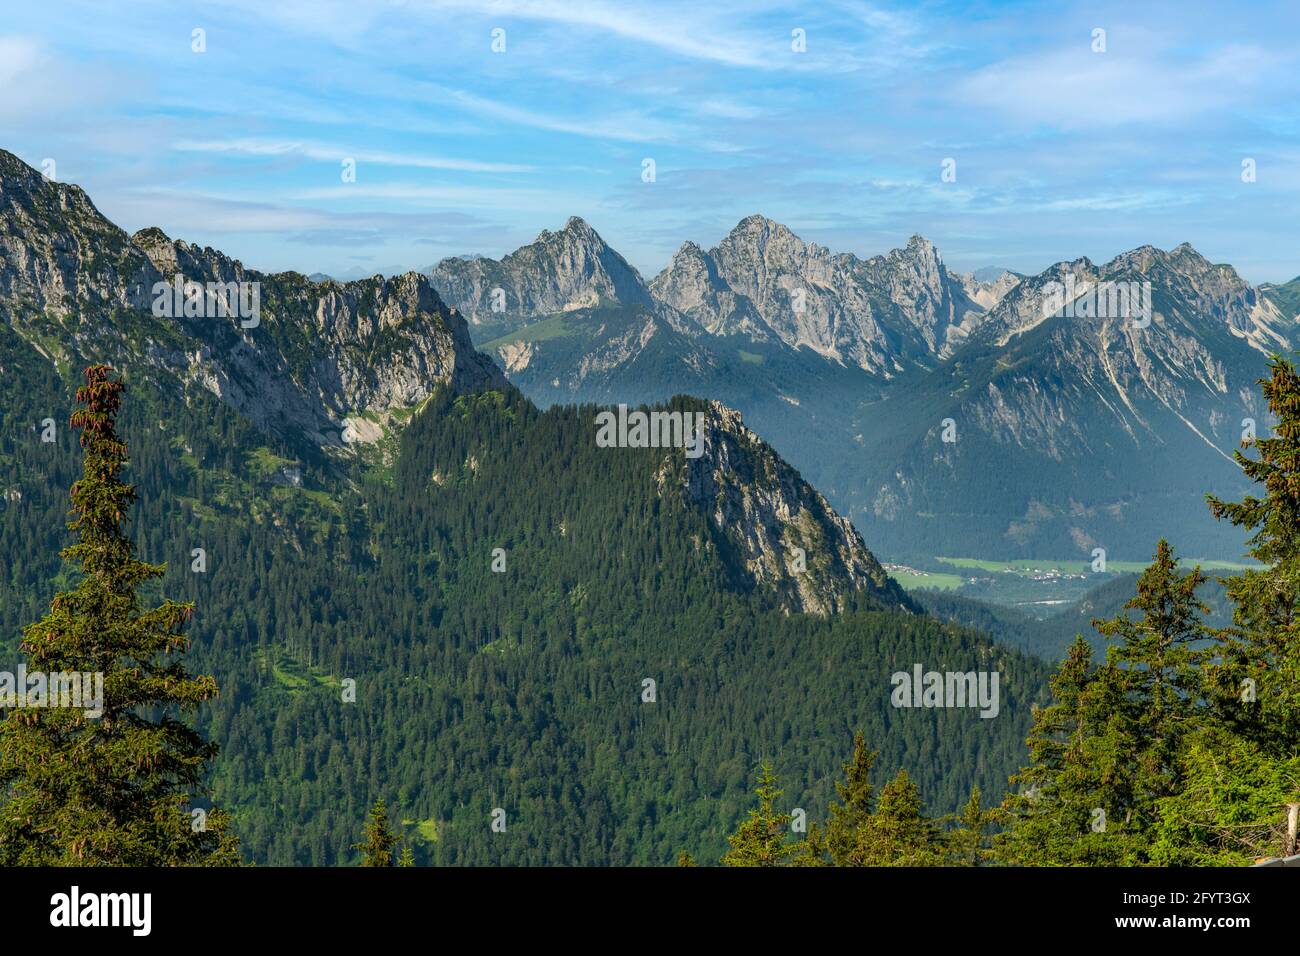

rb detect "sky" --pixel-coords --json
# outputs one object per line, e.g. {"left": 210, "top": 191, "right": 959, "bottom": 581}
{"left": 3, "top": 0, "right": 1298, "bottom": 283}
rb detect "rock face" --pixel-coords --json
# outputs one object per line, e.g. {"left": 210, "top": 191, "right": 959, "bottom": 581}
{"left": 439, "top": 216, "right": 992, "bottom": 413}
{"left": 657, "top": 400, "right": 910, "bottom": 614}
{"left": 1259, "top": 275, "right": 1300, "bottom": 321}
{"left": 430, "top": 216, "right": 655, "bottom": 337}
{"left": 0, "top": 148, "right": 504, "bottom": 449}
{"left": 0, "top": 149, "right": 156, "bottom": 314}
{"left": 651, "top": 216, "right": 983, "bottom": 373}
{"left": 647, "top": 240, "right": 768, "bottom": 339}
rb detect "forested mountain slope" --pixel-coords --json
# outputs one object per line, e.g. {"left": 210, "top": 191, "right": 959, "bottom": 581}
{"left": 0, "top": 334, "right": 1049, "bottom": 864}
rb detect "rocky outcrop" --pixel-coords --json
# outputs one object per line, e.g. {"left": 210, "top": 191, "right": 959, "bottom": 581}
{"left": 656, "top": 400, "right": 910, "bottom": 615}
{"left": 131, "top": 227, "right": 505, "bottom": 445}
{"left": 0, "top": 148, "right": 157, "bottom": 314}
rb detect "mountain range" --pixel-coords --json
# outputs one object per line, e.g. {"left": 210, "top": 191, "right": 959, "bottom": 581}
{"left": 430, "top": 215, "right": 1292, "bottom": 562}
{"left": 0, "top": 147, "right": 1057, "bottom": 864}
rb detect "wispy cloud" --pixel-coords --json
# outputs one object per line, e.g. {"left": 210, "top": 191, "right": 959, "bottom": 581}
{"left": 289, "top": 181, "right": 593, "bottom": 213}
{"left": 173, "top": 138, "right": 533, "bottom": 172}
{"left": 0, "top": 35, "right": 136, "bottom": 123}
{"left": 962, "top": 39, "right": 1289, "bottom": 127}
{"left": 421, "top": 0, "right": 784, "bottom": 69}
{"left": 426, "top": 85, "right": 682, "bottom": 142}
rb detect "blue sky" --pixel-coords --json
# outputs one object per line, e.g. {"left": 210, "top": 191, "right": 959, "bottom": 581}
{"left": 3, "top": 0, "right": 1298, "bottom": 282}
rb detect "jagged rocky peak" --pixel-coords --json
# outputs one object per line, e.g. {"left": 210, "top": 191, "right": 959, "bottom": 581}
{"left": 728, "top": 212, "right": 800, "bottom": 242}
{"left": 860, "top": 234, "right": 988, "bottom": 357}
{"left": 1102, "top": 242, "right": 1245, "bottom": 301}
{"left": 131, "top": 225, "right": 178, "bottom": 262}
{"left": 866, "top": 233, "right": 952, "bottom": 301}
{"left": 649, "top": 217, "right": 984, "bottom": 370}
{"left": 713, "top": 214, "right": 826, "bottom": 271}
{"left": 649, "top": 238, "right": 768, "bottom": 338}
{"left": 968, "top": 239, "right": 1294, "bottom": 363}
{"left": 656, "top": 399, "right": 910, "bottom": 615}
{"left": 654, "top": 239, "right": 709, "bottom": 279}
{"left": 528, "top": 215, "right": 601, "bottom": 251}
{"left": 519, "top": 215, "right": 650, "bottom": 302}
{"left": 1093, "top": 242, "right": 1289, "bottom": 349}
{"left": 1105, "top": 241, "right": 1207, "bottom": 274}
{"left": 901, "top": 233, "right": 939, "bottom": 264}
{"left": 131, "top": 225, "right": 253, "bottom": 289}
{"left": 428, "top": 216, "right": 654, "bottom": 331}
{"left": 0, "top": 148, "right": 94, "bottom": 214}
{"left": 972, "top": 256, "right": 1099, "bottom": 345}
{"left": 683, "top": 215, "right": 881, "bottom": 363}
{"left": 556, "top": 215, "right": 600, "bottom": 240}
{"left": 648, "top": 240, "right": 715, "bottom": 309}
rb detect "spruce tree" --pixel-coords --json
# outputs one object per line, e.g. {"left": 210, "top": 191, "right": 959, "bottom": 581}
{"left": 0, "top": 365, "right": 240, "bottom": 865}
{"left": 946, "top": 787, "right": 991, "bottom": 866}
{"left": 356, "top": 797, "right": 399, "bottom": 866}
{"left": 1151, "top": 726, "right": 1300, "bottom": 864}
{"left": 789, "top": 731, "right": 876, "bottom": 866}
{"left": 1092, "top": 540, "right": 1209, "bottom": 833}
{"left": 822, "top": 732, "right": 876, "bottom": 866}
{"left": 791, "top": 735, "right": 945, "bottom": 867}
{"left": 859, "top": 769, "right": 942, "bottom": 866}
{"left": 721, "top": 764, "right": 793, "bottom": 867}
{"left": 1163, "top": 353, "right": 1300, "bottom": 861}
{"left": 1206, "top": 355, "right": 1300, "bottom": 749}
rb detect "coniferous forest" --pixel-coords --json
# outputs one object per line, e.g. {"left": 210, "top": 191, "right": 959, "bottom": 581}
{"left": 3, "top": 342, "right": 1298, "bottom": 868}
{"left": 0, "top": 343, "right": 1047, "bottom": 865}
